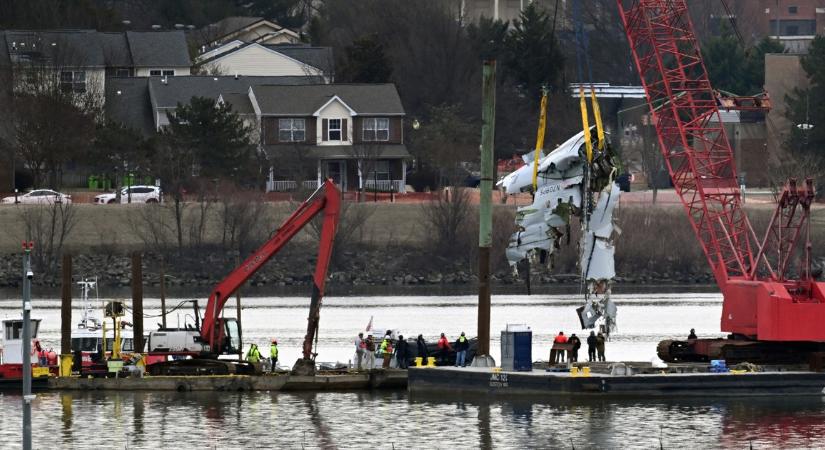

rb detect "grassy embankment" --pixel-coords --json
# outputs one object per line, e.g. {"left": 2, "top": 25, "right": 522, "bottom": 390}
{"left": 0, "top": 201, "right": 823, "bottom": 284}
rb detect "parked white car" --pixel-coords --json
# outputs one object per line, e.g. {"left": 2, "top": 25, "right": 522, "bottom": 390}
{"left": 95, "top": 185, "right": 162, "bottom": 204}
{"left": 1, "top": 189, "right": 72, "bottom": 204}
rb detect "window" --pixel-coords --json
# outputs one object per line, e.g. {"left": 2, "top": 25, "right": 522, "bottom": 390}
{"left": 328, "top": 118, "right": 342, "bottom": 141}
{"left": 789, "top": 6, "right": 798, "bottom": 14}
{"left": 787, "top": 25, "right": 799, "bottom": 35}
{"left": 368, "top": 160, "right": 391, "bottom": 181}
{"left": 363, "top": 118, "right": 390, "bottom": 141}
{"left": 278, "top": 118, "right": 306, "bottom": 142}
{"left": 60, "top": 71, "right": 86, "bottom": 93}
{"left": 115, "top": 68, "right": 130, "bottom": 77}
{"left": 149, "top": 69, "right": 175, "bottom": 76}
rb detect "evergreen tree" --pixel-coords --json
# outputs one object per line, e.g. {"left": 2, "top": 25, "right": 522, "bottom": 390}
{"left": 505, "top": 4, "right": 564, "bottom": 99}
{"left": 703, "top": 26, "right": 749, "bottom": 94}
{"left": 339, "top": 34, "right": 393, "bottom": 83}
{"left": 163, "top": 96, "right": 254, "bottom": 180}
{"left": 467, "top": 16, "right": 510, "bottom": 61}
{"left": 785, "top": 36, "right": 825, "bottom": 159}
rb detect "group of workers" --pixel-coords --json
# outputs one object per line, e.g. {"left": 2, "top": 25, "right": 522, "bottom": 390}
{"left": 245, "top": 339, "right": 278, "bottom": 373}
{"left": 352, "top": 331, "right": 470, "bottom": 370}
{"left": 551, "top": 330, "right": 606, "bottom": 363}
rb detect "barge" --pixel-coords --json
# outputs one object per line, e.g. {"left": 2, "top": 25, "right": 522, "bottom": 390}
{"left": 408, "top": 365, "right": 825, "bottom": 397}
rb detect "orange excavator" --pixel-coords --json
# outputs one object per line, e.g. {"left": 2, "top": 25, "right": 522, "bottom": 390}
{"left": 147, "top": 180, "right": 340, "bottom": 375}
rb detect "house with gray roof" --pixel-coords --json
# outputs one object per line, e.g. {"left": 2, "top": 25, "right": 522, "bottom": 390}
{"left": 105, "top": 76, "right": 409, "bottom": 194}
{"left": 195, "top": 42, "right": 333, "bottom": 81}
{"left": 196, "top": 16, "right": 300, "bottom": 48}
{"left": 242, "top": 83, "right": 409, "bottom": 193}
{"left": 0, "top": 29, "right": 191, "bottom": 102}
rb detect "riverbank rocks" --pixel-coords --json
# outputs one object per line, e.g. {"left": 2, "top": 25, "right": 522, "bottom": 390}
{"left": 0, "top": 247, "right": 739, "bottom": 290}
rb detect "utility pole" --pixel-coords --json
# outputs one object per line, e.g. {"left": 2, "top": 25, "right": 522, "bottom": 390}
{"left": 22, "top": 241, "right": 34, "bottom": 450}
{"left": 474, "top": 59, "right": 496, "bottom": 367}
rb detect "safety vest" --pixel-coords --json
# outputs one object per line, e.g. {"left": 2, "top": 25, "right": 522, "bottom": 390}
{"left": 379, "top": 339, "right": 389, "bottom": 354}
{"left": 459, "top": 336, "right": 466, "bottom": 343}
{"left": 270, "top": 345, "right": 278, "bottom": 359}
{"left": 247, "top": 345, "right": 261, "bottom": 363}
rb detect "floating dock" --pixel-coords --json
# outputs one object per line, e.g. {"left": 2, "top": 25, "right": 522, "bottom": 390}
{"left": 408, "top": 366, "right": 825, "bottom": 397}
{"left": 46, "top": 370, "right": 407, "bottom": 392}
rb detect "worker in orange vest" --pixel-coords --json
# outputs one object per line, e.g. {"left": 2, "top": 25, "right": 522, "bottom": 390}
{"left": 436, "top": 333, "right": 452, "bottom": 365}
{"left": 552, "top": 331, "right": 568, "bottom": 363}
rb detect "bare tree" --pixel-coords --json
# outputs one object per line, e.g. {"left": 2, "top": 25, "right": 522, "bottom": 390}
{"left": 17, "top": 200, "right": 78, "bottom": 271}
{"left": 218, "top": 184, "right": 272, "bottom": 255}
{"left": 348, "top": 140, "right": 384, "bottom": 201}
{"left": 125, "top": 202, "right": 177, "bottom": 253}
{"left": 421, "top": 186, "right": 474, "bottom": 257}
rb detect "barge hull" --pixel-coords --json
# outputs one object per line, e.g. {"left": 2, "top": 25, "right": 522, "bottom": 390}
{"left": 408, "top": 367, "right": 825, "bottom": 397}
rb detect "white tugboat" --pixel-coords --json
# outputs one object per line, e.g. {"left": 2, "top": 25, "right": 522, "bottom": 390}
{"left": 71, "top": 278, "right": 135, "bottom": 366}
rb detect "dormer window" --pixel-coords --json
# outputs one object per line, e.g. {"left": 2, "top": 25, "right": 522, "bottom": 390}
{"left": 328, "top": 119, "right": 342, "bottom": 141}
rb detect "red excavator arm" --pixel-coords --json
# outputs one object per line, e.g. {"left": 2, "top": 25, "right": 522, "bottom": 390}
{"left": 200, "top": 180, "right": 340, "bottom": 357}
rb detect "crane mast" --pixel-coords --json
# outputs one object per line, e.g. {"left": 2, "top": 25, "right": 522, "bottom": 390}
{"left": 617, "top": 0, "right": 825, "bottom": 361}
{"left": 616, "top": 0, "right": 754, "bottom": 285}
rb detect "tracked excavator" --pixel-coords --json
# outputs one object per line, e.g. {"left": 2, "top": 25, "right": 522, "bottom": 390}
{"left": 616, "top": 0, "right": 825, "bottom": 364}
{"left": 146, "top": 180, "right": 339, "bottom": 375}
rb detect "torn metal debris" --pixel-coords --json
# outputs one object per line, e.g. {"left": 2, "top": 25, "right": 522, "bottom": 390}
{"left": 498, "top": 127, "right": 622, "bottom": 334}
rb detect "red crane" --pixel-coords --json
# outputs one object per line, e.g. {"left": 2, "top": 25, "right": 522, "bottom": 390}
{"left": 147, "top": 180, "right": 340, "bottom": 375}
{"left": 616, "top": 0, "right": 825, "bottom": 363}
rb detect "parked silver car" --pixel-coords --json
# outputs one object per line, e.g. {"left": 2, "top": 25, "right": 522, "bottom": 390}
{"left": 95, "top": 185, "right": 162, "bottom": 204}
{"left": 1, "top": 189, "right": 72, "bottom": 204}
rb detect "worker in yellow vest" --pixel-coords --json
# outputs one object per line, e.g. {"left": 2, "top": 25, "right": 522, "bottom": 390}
{"left": 247, "top": 343, "right": 262, "bottom": 363}
{"left": 270, "top": 339, "right": 279, "bottom": 373}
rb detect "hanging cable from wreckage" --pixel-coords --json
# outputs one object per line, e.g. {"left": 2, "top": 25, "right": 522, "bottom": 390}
{"left": 496, "top": 0, "right": 623, "bottom": 336}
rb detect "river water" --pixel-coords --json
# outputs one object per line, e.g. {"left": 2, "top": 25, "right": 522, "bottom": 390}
{"left": 1, "top": 292, "right": 825, "bottom": 448}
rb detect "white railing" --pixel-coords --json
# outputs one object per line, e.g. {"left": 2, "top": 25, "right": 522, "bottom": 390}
{"left": 268, "top": 180, "right": 320, "bottom": 192}
{"left": 365, "top": 180, "right": 404, "bottom": 192}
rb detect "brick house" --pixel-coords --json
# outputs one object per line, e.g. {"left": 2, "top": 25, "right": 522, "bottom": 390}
{"left": 245, "top": 84, "right": 409, "bottom": 192}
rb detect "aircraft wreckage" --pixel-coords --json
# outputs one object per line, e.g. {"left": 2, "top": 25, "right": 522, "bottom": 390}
{"left": 498, "top": 127, "right": 622, "bottom": 334}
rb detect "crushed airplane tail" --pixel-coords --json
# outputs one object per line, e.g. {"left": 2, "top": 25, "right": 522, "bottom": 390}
{"left": 498, "top": 126, "right": 622, "bottom": 335}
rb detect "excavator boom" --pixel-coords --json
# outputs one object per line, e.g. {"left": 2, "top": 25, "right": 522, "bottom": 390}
{"left": 200, "top": 179, "right": 340, "bottom": 352}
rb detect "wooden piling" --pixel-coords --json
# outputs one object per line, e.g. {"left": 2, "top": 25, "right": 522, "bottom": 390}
{"left": 60, "top": 253, "right": 72, "bottom": 356}
{"left": 477, "top": 59, "right": 496, "bottom": 358}
{"left": 159, "top": 256, "right": 167, "bottom": 328}
{"left": 131, "top": 252, "right": 144, "bottom": 352}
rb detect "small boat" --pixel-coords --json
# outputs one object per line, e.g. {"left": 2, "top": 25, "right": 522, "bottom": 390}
{"left": 0, "top": 317, "right": 51, "bottom": 389}
{"left": 71, "top": 278, "right": 136, "bottom": 367}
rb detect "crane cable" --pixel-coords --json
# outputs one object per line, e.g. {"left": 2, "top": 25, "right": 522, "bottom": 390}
{"left": 531, "top": 87, "right": 549, "bottom": 192}
{"left": 573, "top": 1, "right": 607, "bottom": 161}
{"left": 530, "top": 0, "right": 561, "bottom": 193}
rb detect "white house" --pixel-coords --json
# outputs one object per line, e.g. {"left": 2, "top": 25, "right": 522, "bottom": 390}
{"left": 196, "top": 42, "right": 333, "bottom": 81}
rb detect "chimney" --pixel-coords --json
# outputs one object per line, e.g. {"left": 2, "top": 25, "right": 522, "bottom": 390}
{"left": 234, "top": 73, "right": 239, "bottom": 80}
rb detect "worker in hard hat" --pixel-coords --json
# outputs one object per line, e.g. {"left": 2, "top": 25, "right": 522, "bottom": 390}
{"left": 269, "top": 339, "right": 279, "bottom": 373}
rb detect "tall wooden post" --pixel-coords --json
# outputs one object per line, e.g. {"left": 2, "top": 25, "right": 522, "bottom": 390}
{"left": 131, "top": 252, "right": 144, "bottom": 353}
{"left": 236, "top": 252, "right": 243, "bottom": 360}
{"left": 60, "top": 254, "right": 72, "bottom": 357}
{"left": 159, "top": 256, "right": 167, "bottom": 329}
{"left": 476, "top": 59, "right": 496, "bottom": 363}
